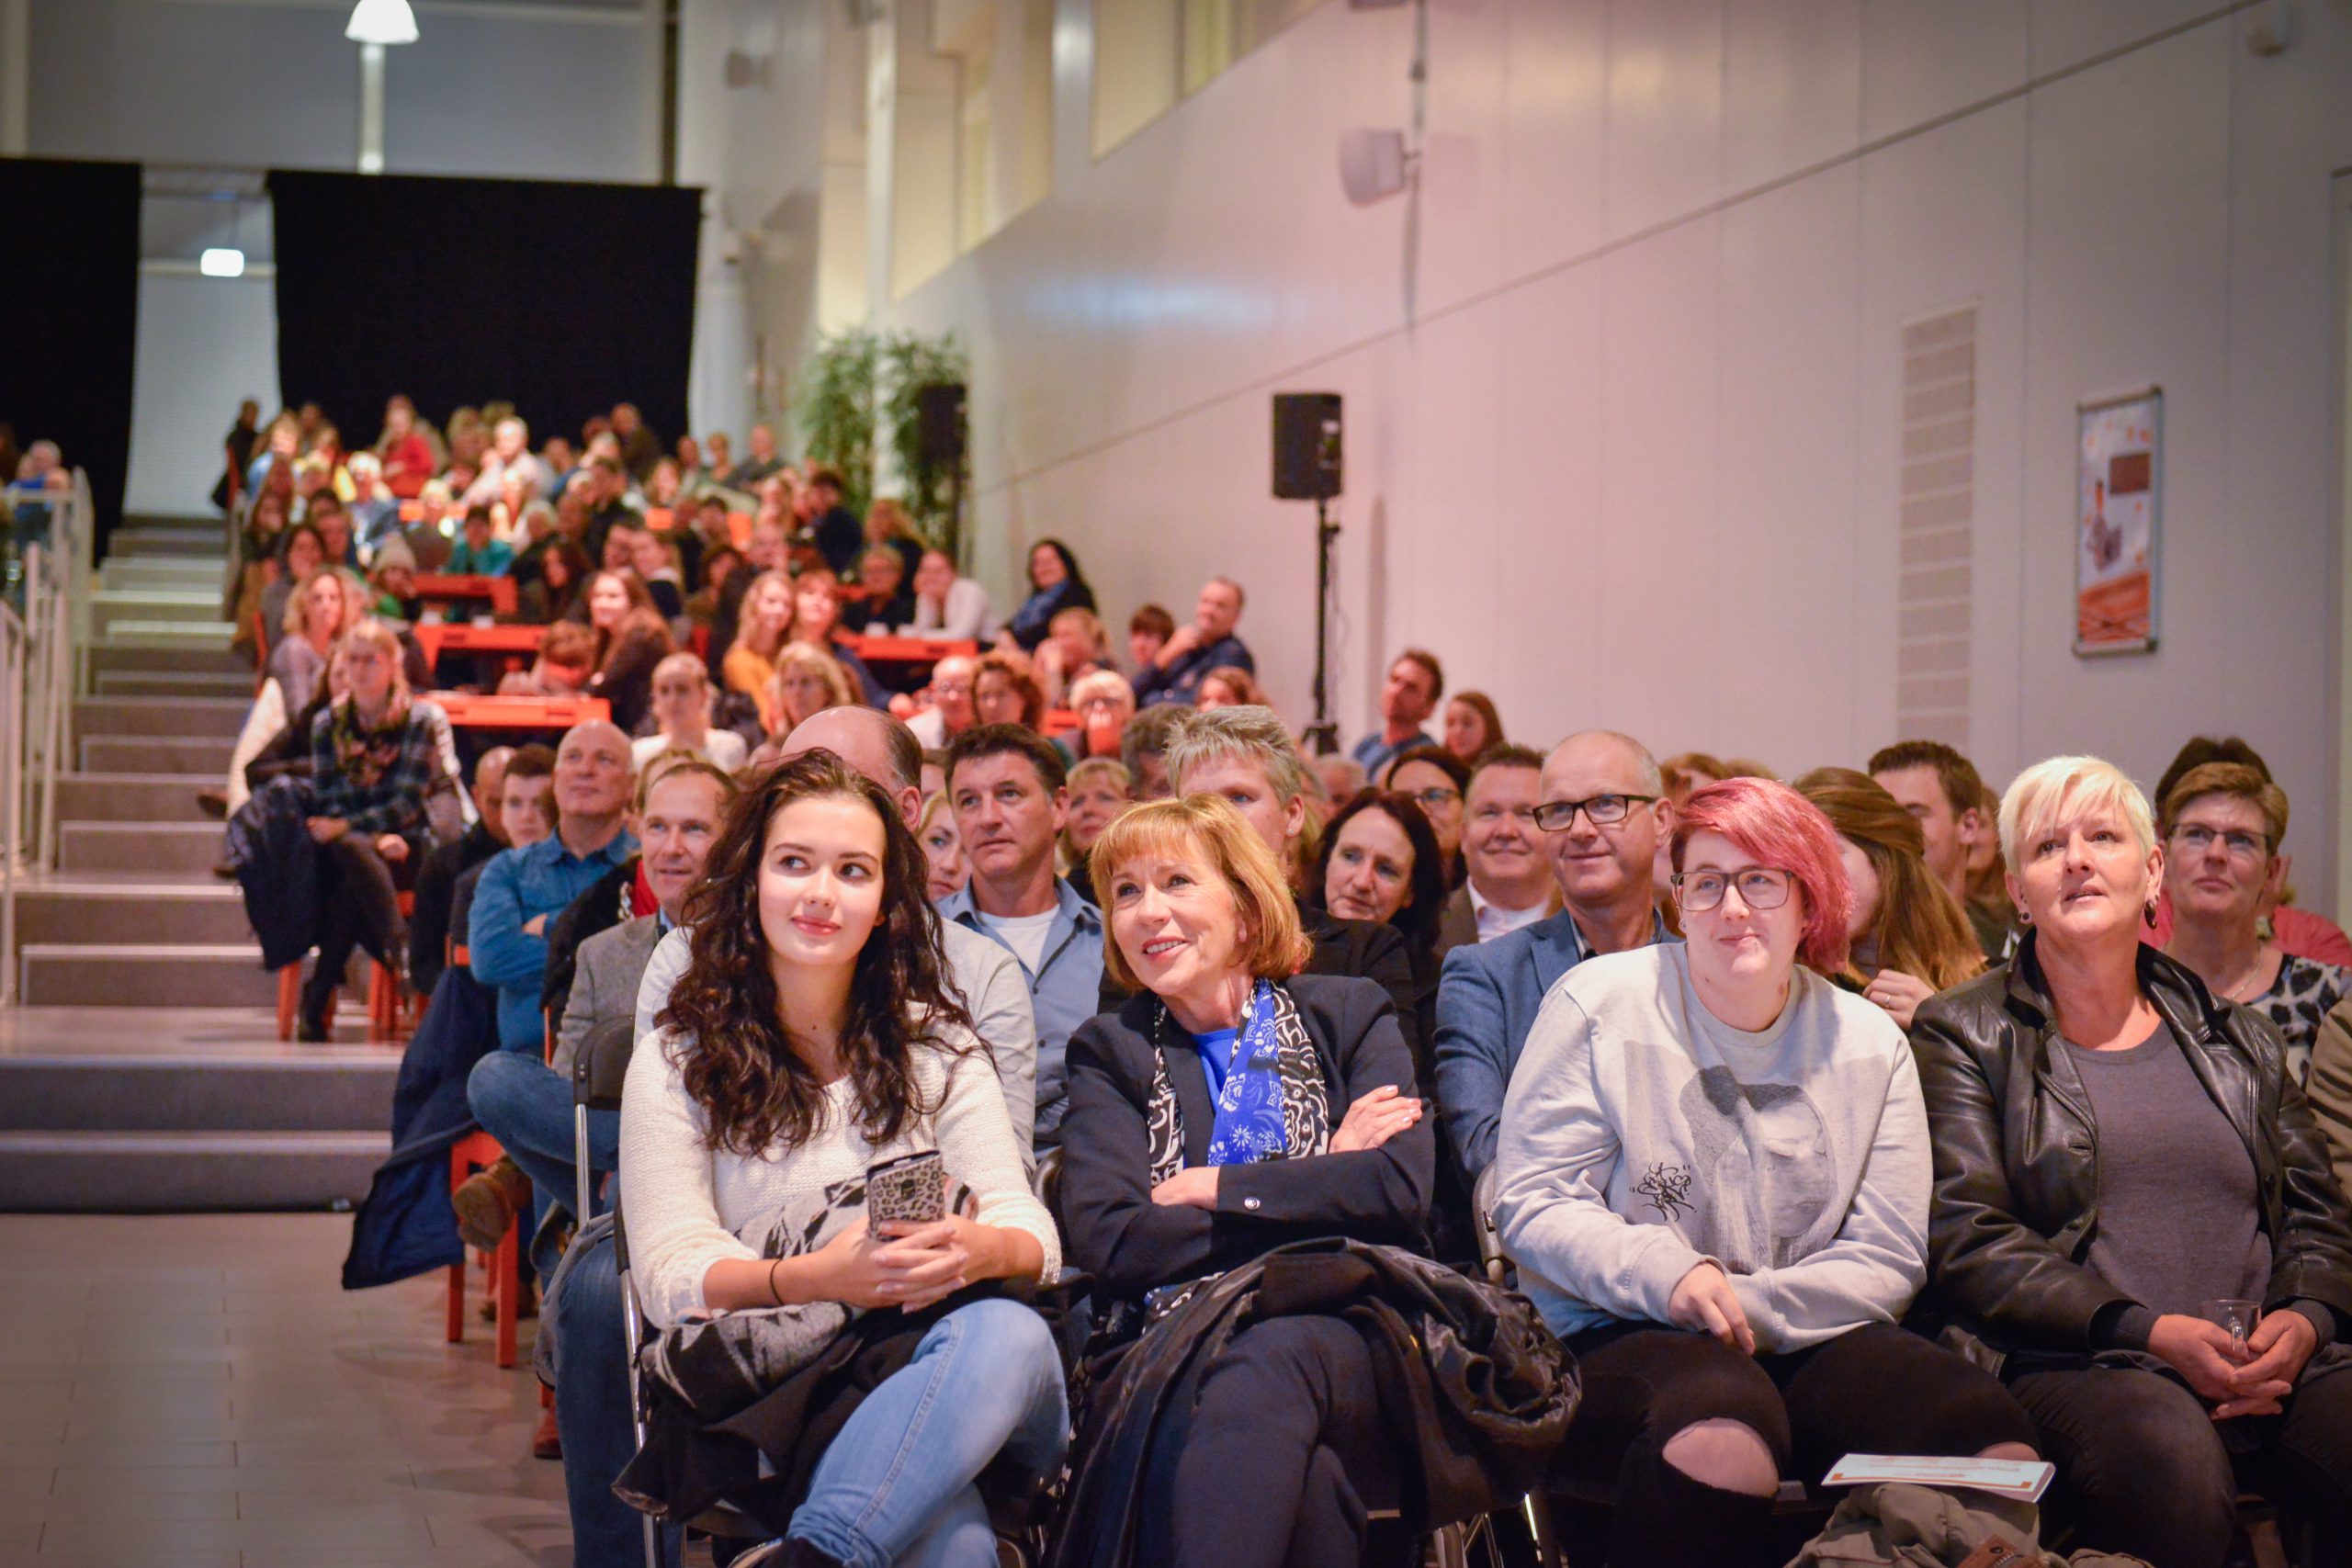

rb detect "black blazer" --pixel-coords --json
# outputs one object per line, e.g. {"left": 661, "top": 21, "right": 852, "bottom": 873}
{"left": 1098, "top": 899, "right": 1428, "bottom": 1081}
{"left": 1060, "top": 972, "right": 1435, "bottom": 1301}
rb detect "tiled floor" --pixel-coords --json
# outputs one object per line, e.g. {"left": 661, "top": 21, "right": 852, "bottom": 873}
{"left": 0, "top": 1213, "right": 571, "bottom": 1565}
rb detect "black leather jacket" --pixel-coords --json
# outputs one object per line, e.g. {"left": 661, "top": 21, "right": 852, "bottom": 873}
{"left": 1910, "top": 935, "right": 2352, "bottom": 1367}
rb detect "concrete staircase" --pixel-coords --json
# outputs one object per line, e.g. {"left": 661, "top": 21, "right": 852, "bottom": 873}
{"left": 1, "top": 515, "right": 394, "bottom": 1213}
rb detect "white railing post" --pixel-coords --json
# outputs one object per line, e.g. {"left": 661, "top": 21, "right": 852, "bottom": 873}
{"left": 0, "top": 599, "right": 23, "bottom": 1006}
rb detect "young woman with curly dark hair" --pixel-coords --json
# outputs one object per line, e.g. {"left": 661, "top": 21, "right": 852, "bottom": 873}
{"left": 620, "top": 750, "right": 1068, "bottom": 1568}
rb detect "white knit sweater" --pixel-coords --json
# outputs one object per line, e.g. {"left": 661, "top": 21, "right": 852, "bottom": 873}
{"left": 621, "top": 1019, "right": 1060, "bottom": 1330}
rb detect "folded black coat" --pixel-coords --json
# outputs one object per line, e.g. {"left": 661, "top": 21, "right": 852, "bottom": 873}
{"left": 1046, "top": 1238, "right": 1578, "bottom": 1568}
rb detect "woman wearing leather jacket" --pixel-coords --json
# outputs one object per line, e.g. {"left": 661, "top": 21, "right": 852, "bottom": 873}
{"left": 1912, "top": 755, "right": 2352, "bottom": 1568}
{"left": 1057, "top": 795, "right": 1437, "bottom": 1568}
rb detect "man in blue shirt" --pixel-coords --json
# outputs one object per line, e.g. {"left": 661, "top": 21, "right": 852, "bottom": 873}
{"left": 1434, "top": 729, "right": 1679, "bottom": 1182}
{"left": 935, "top": 724, "right": 1105, "bottom": 1148}
{"left": 1133, "top": 576, "right": 1253, "bottom": 708}
{"left": 1350, "top": 648, "right": 1444, "bottom": 780}
{"left": 469, "top": 720, "right": 638, "bottom": 1054}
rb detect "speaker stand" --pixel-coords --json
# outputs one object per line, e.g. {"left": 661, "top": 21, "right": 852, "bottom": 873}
{"left": 1305, "top": 495, "right": 1340, "bottom": 756}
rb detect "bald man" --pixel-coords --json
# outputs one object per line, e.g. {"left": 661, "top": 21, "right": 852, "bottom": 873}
{"left": 634, "top": 705, "right": 1041, "bottom": 1158}
{"left": 409, "top": 746, "right": 514, "bottom": 997}
{"left": 470, "top": 722, "right": 639, "bottom": 1055}
{"left": 1435, "top": 730, "right": 1680, "bottom": 1180}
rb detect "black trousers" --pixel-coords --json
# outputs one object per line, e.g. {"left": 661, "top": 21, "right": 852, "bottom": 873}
{"left": 1557, "top": 1322, "right": 2036, "bottom": 1568}
{"left": 1162, "top": 1315, "right": 1405, "bottom": 1568}
{"left": 307, "top": 834, "right": 412, "bottom": 1018}
{"left": 2007, "top": 1360, "right": 2352, "bottom": 1568}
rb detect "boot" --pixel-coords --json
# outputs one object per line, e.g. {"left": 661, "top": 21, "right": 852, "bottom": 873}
{"left": 451, "top": 1155, "right": 532, "bottom": 1252}
{"left": 296, "top": 968, "right": 338, "bottom": 1043}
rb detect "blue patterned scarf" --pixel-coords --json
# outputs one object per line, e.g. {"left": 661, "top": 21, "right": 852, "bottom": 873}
{"left": 1204, "top": 980, "right": 1293, "bottom": 1166}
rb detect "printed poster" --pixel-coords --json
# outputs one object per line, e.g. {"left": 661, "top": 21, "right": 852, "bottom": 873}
{"left": 2075, "top": 389, "right": 2161, "bottom": 655}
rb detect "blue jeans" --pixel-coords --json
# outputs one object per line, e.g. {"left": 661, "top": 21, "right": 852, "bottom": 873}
{"left": 790, "top": 1297, "right": 1069, "bottom": 1568}
{"left": 467, "top": 1049, "right": 618, "bottom": 1277}
{"left": 550, "top": 1227, "right": 681, "bottom": 1568}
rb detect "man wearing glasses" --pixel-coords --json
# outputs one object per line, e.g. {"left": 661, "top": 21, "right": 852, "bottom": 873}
{"left": 1435, "top": 730, "right": 1679, "bottom": 1182}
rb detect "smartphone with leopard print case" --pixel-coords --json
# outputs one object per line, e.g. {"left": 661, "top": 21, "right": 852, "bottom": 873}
{"left": 865, "top": 1150, "right": 946, "bottom": 1226}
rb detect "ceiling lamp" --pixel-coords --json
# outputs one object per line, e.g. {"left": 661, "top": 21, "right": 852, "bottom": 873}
{"left": 345, "top": 0, "right": 419, "bottom": 46}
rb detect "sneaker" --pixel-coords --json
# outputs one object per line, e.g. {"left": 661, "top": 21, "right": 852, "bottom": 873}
{"left": 531, "top": 1404, "right": 562, "bottom": 1461}
{"left": 450, "top": 1156, "right": 531, "bottom": 1252}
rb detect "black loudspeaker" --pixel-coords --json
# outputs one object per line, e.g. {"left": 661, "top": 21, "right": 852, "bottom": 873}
{"left": 1272, "top": 392, "right": 1342, "bottom": 500}
{"left": 915, "top": 382, "right": 967, "bottom": 464}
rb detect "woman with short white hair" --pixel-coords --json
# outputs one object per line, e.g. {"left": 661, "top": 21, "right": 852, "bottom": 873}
{"left": 1912, "top": 755, "right": 2352, "bottom": 1567}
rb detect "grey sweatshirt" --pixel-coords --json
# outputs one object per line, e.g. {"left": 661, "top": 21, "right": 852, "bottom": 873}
{"left": 1492, "top": 944, "right": 1930, "bottom": 1352}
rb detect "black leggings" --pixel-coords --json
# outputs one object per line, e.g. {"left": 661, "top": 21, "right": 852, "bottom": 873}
{"left": 310, "top": 833, "right": 412, "bottom": 1004}
{"left": 2007, "top": 1361, "right": 2352, "bottom": 1568}
{"left": 1161, "top": 1315, "right": 1404, "bottom": 1568}
{"left": 1558, "top": 1322, "right": 2037, "bottom": 1568}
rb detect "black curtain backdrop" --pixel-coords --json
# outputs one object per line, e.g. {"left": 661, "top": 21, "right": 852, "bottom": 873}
{"left": 266, "top": 171, "right": 701, "bottom": 457}
{"left": 0, "top": 157, "right": 141, "bottom": 555}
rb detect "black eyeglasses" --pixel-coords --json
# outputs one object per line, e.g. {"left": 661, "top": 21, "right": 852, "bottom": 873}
{"left": 1403, "top": 785, "right": 1462, "bottom": 811}
{"left": 1671, "top": 867, "right": 1793, "bottom": 912}
{"left": 1532, "top": 793, "right": 1657, "bottom": 833}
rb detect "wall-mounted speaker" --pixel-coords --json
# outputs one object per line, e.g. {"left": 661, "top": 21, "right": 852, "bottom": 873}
{"left": 1339, "top": 130, "right": 1408, "bottom": 206}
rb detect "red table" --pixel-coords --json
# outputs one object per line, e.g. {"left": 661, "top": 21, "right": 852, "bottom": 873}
{"left": 433, "top": 694, "right": 609, "bottom": 731}
{"left": 413, "top": 574, "right": 518, "bottom": 616}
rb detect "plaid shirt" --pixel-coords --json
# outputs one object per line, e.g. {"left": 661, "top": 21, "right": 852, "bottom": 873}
{"left": 307, "top": 699, "right": 452, "bottom": 840}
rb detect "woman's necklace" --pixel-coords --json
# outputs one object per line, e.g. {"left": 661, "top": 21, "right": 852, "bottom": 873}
{"left": 2212, "top": 951, "right": 2272, "bottom": 1004}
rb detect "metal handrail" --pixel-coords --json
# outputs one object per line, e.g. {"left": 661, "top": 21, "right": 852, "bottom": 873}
{"left": 2, "top": 468, "right": 91, "bottom": 1006}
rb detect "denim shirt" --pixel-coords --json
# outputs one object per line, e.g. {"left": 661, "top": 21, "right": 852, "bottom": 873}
{"left": 1133, "top": 634, "right": 1254, "bottom": 707}
{"left": 470, "top": 829, "right": 639, "bottom": 1053}
{"left": 936, "top": 877, "right": 1104, "bottom": 1146}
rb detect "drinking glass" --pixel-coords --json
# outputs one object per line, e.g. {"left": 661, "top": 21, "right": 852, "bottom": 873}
{"left": 2199, "top": 1297, "right": 2263, "bottom": 1350}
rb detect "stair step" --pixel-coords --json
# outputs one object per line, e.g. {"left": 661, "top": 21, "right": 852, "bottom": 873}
{"left": 88, "top": 640, "right": 250, "bottom": 674}
{"left": 108, "top": 530, "right": 227, "bottom": 559}
{"left": 61, "top": 821, "right": 225, "bottom": 873}
{"left": 91, "top": 590, "right": 229, "bottom": 633}
{"left": 19, "top": 942, "right": 288, "bottom": 1007}
{"left": 99, "top": 611, "right": 237, "bottom": 639}
{"left": 9, "top": 880, "right": 253, "bottom": 943}
{"left": 74, "top": 695, "right": 250, "bottom": 739}
{"left": 93, "top": 671, "right": 254, "bottom": 700}
{"left": 0, "top": 1130, "right": 389, "bottom": 1212}
{"left": 81, "top": 731, "right": 239, "bottom": 773}
{"left": 56, "top": 773, "right": 224, "bottom": 822}
{"left": 0, "top": 1055, "right": 395, "bottom": 1134}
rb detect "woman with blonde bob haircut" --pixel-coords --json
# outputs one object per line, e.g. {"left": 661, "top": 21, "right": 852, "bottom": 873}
{"left": 1911, "top": 755, "right": 2352, "bottom": 1568}
{"left": 1793, "top": 767, "right": 1984, "bottom": 1027}
{"left": 1057, "top": 793, "right": 1438, "bottom": 1568}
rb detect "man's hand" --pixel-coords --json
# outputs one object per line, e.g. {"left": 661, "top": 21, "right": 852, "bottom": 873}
{"left": 2146, "top": 1314, "right": 2266, "bottom": 1407}
{"left": 1157, "top": 625, "right": 1202, "bottom": 667}
{"left": 1668, "top": 1262, "right": 1755, "bottom": 1354}
{"left": 375, "top": 834, "right": 409, "bottom": 863}
{"left": 522, "top": 913, "right": 548, "bottom": 938}
{"left": 305, "top": 817, "right": 349, "bottom": 843}
{"left": 1150, "top": 1167, "right": 1220, "bottom": 1210}
{"left": 2213, "top": 1309, "right": 2315, "bottom": 1420}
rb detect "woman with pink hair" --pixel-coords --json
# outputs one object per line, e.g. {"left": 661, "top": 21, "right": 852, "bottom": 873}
{"left": 1490, "top": 777, "right": 2037, "bottom": 1568}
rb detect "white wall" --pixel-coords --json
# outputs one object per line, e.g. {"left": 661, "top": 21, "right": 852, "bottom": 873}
{"left": 860, "top": 0, "right": 2352, "bottom": 913}
{"left": 124, "top": 272, "right": 280, "bottom": 517}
